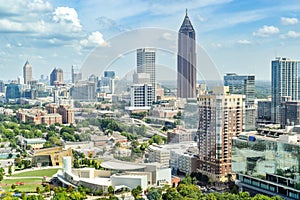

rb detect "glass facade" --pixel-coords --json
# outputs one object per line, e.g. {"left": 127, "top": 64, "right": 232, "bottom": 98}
{"left": 232, "top": 136, "right": 300, "bottom": 180}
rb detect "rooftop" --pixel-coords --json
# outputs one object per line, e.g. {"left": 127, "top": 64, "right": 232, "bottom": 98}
{"left": 100, "top": 160, "right": 146, "bottom": 171}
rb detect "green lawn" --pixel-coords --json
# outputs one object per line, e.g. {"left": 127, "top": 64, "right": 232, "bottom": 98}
{"left": 12, "top": 168, "right": 59, "bottom": 177}
{"left": 0, "top": 178, "right": 43, "bottom": 192}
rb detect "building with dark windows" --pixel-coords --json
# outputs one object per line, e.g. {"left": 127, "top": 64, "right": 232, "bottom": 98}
{"left": 271, "top": 57, "right": 300, "bottom": 123}
{"left": 50, "top": 68, "right": 64, "bottom": 86}
{"left": 257, "top": 99, "right": 272, "bottom": 124}
{"left": 177, "top": 10, "right": 196, "bottom": 99}
{"left": 130, "top": 84, "right": 153, "bottom": 108}
{"left": 5, "top": 83, "right": 21, "bottom": 102}
{"left": 23, "top": 60, "right": 32, "bottom": 85}
{"left": 104, "top": 71, "right": 116, "bottom": 79}
{"left": 224, "top": 73, "right": 255, "bottom": 105}
{"left": 280, "top": 99, "right": 300, "bottom": 127}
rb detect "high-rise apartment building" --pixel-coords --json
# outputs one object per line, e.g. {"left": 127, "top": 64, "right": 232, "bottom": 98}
{"left": 23, "top": 60, "right": 32, "bottom": 85}
{"left": 50, "top": 68, "right": 64, "bottom": 86}
{"left": 197, "top": 86, "right": 244, "bottom": 182}
{"left": 137, "top": 48, "right": 156, "bottom": 98}
{"left": 177, "top": 10, "right": 197, "bottom": 99}
{"left": 271, "top": 57, "right": 300, "bottom": 123}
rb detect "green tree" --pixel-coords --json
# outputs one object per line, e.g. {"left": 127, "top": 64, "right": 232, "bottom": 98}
{"left": 147, "top": 187, "right": 162, "bottom": 200}
{"left": 8, "top": 166, "right": 12, "bottom": 176}
{"left": 108, "top": 186, "right": 114, "bottom": 195}
{"left": 36, "top": 186, "right": 41, "bottom": 194}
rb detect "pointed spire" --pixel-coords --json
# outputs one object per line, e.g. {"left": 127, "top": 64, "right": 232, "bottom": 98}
{"left": 179, "top": 9, "right": 194, "bottom": 32}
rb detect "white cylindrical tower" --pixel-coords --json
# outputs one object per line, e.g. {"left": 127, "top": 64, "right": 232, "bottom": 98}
{"left": 63, "top": 156, "right": 72, "bottom": 174}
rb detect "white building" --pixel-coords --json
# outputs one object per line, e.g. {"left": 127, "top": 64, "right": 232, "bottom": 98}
{"left": 130, "top": 84, "right": 154, "bottom": 108}
{"left": 148, "top": 142, "right": 198, "bottom": 174}
{"left": 111, "top": 174, "right": 148, "bottom": 190}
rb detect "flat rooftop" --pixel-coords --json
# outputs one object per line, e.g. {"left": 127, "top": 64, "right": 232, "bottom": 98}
{"left": 100, "top": 160, "right": 146, "bottom": 171}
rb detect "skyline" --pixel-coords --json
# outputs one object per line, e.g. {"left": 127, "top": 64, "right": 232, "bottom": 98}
{"left": 1, "top": 0, "right": 300, "bottom": 81}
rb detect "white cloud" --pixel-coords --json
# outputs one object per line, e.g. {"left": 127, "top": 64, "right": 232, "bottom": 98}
{"left": 80, "top": 31, "right": 109, "bottom": 47}
{"left": 281, "top": 17, "right": 298, "bottom": 25}
{"left": 197, "top": 15, "right": 206, "bottom": 22}
{"left": 162, "top": 32, "right": 175, "bottom": 41}
{"left": 281, "top": 31, "right": 300, "bottom": 38}
{"left": 53, "top": 7, "right": 82, "bottom": 32}
{"left": 253, "top": 25, "right": 279, "bottom": 37}
{"left": 6, "top": 43, "right": 11, "bottom": 48}
{"left": 237, "top": 40, "right": 251, "bottom": 44}
{"left": 0, "top": 19, "right": 24, "bottom": 32}
{"left": 211, "top": 43, "right": 222, "bottom": 48}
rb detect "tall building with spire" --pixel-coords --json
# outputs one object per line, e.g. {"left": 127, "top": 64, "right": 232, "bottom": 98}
{"left": 177, "top": 9, "right": 197, "bottom": 98}
{"left": 23, "top": 60, "right": 32, "bottom": 85}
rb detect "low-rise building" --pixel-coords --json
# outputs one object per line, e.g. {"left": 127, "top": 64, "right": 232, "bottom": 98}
{"left": 148, "top": 142, "right": 198, "bottom": 175}
{"left": 32, "top": 147, "right": 72, "bottom": 167}
{"left": 167, "top": 126, "right": 196, "bottom": 143}
{"left": 57, "top": 158, "right": 171, "bottom": 193}
{"left": 24, "top": 138, "right": 46, "bottom": 150}
{"left": 148, "top": 145, "right": 170, "bottom": 168}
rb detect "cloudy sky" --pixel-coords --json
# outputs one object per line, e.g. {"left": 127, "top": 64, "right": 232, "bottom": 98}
{"left": 1, "top": 0, "right": 300, "bottom": 81}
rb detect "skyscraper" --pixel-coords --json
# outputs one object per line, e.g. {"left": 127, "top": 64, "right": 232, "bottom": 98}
{"left": 177, "top": 9, "right": 197, "bottom": 99}
{"left": 224, "top": 73, "right": 255, "bottom": 105}
{"left": 137, "top": 48, "right": 156, "bottom": 99}
{"left": 224, "top": 73, "right": 256, "bottom": 131}
{"left": 271, "top": 57, "right": 300, "bottom": 123}
{"left": 23, "top": 60, "right": 32, "bottom": 85}
{"left": 197, "top": 86, "right": 244, "bottom": 182}
{"left": 50, "top": 68, "right": 64, "bottom": 86}
{"left": 71, "top": 65, "right": 82, "bottom": 84}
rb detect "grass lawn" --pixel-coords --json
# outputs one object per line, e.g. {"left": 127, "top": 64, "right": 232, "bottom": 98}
{"left": 12, "top": 168, "right": 59, "bottom": 177}
{"left": 0, "top": 178, "right": 44, "bottom": 192}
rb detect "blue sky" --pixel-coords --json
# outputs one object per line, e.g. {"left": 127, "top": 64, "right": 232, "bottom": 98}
{"left": 1, "top": 0, "right": 300, "bottom": 81}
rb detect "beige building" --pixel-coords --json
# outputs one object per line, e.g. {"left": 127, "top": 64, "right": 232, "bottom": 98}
{"left": 32, "top": 147, "right": 72, "bottom": 167}
{"left": 167, "top": 126, "right": 195, "bottom": 143}
{"left": 148, "top": 144, "right": 170, "bottom": 168}
{"left": 198, "top": 86, "right": 244, "bottom": 182}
